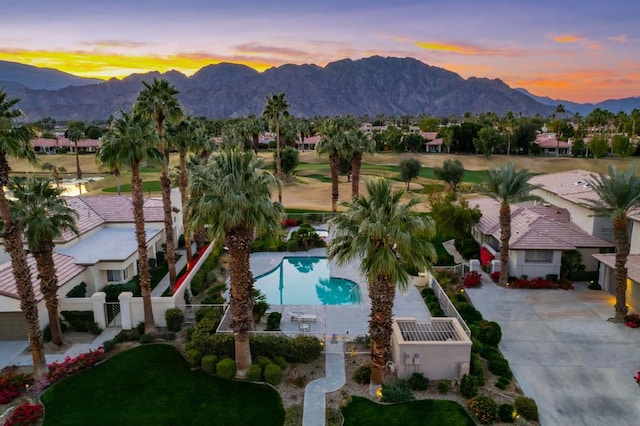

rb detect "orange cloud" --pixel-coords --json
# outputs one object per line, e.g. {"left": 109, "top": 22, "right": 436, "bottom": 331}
{"left": 414, "top": 40, "right": 525, "bottom": 57}
{"left": 606, "top": 35, "right": 628, "bottom": 43}
{"left": 551, "top": 34, "right": 584, "bottom": 43}
{"left": 234, "top": 43, "right": 307, "bottom": 58}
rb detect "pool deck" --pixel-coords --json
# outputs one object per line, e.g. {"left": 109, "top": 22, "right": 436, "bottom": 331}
{"left": 248, "top": 249, "right": 431, "bottom": 338}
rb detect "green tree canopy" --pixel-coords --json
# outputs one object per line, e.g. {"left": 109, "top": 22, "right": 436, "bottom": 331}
{"left": 399, "top": 158, "right": 422, "bottom": 189}
{"left": 433, "top": 159, "right": 465, "bottom": 192}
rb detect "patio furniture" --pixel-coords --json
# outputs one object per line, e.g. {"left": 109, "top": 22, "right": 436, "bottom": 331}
{"left": 299, "top": 322, "right": 311, "bottom": 332}
{"left": 288, "top": 311, "right": 317, "bottom": 322}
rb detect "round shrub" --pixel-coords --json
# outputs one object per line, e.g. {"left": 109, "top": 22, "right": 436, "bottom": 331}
{"left": 437, "top": 380, "right": 450, "bottom": 394}
{"left": 459, "top": 374, "right": 478, "bottom": 398}
{"left": 264, "top": 363, "right": 283, "bottom": 385}
{"left": 499, "top": 403, "right": 515, "bottom": 423}
{"left": 216, "top": 358, "right": 236, "bottom": 380}
{"left": 186, "top": 349, "right": 202, "bottom": 367}
{"left": 246, "top": 364, "right": 263, "bottom": 382}
{"left": 467, "top": 395, "right": 498, "bottom": 425}
{"left": 514, "top": 396, "right": 539, "bottom": 421}
{"left": 381, "top": 380, "right": 414, "bottom": 403}
{"left": 476, "top": 320, "right": 502, "bottom": 346}
{"left": 408, "top": 372, "right": 429, "bottom": 391}
{"left": 352, "top": 364, "right": 371, "bottom": 384}
{"left": 273, "top": 355, "right": 288, "bottom": 370}
{"left": 165, "top": 308, "right": 185, "bottom": 332}
{"left": 488, "top": 357, "right": 512, "bottom": 379}
{"left": 456, "top": 303, "right": 483, "bottom": 324}
{"left": 470, "top": 353, "right": 486, "bottom": 386}
{"left": 292, "top": 335, "right": 322, "bottom": 363}
{"left": 256, "top": 355, "right": 272, "bottom": 369}
{"left": 201, "top": 355, "right": 218, "bottom": 374}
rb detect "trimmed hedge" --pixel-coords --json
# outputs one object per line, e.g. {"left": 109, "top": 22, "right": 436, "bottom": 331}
{"left": 514, "top": 396, "right": 539, "bottom": 421}
{"left": 264, "top": 363, "right": 283, "bottom": 385}
{"left": 201, "top": 355, "right": 218, "bottom": 374}
{"left": 216, "top": 358, "right": 236, "bottom": 380}
{"left": 246, "top": 364, "right": 263, "bottom": 382}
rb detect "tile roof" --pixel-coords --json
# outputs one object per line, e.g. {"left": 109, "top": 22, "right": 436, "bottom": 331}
{"left": 0, "top": 253, "right": 85, "bottom": 301}
{"left": 470, "top": 197, "right": 613, "bottom": 250}
{"left": 593, "top": 253, "right": 640, "bottom": 283}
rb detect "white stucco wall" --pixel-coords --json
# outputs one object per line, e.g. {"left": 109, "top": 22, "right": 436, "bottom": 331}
{"left": 510, "top": 250, "right": 562, "bottom": 278}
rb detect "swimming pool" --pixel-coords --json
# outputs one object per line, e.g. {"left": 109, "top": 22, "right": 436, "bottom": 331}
{"left": 254, "top": 257, "right": 361, "bottom": 305}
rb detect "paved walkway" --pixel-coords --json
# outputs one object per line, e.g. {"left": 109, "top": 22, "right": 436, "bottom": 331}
{"left": 466, "top": 274, "right": 640, "bottom": 426}
{"left": 151, "top": 247, "right": 190, "bottom": 296}
{"left": 303, "top": 339, "right": 345, "bottom": 426}
{"left": 442, "top": 239, "right": 467, "bottom": 265}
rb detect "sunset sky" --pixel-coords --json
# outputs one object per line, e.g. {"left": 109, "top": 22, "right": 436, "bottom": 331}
{"left": 1, "top": 0, "right": 638, "bottom": 103}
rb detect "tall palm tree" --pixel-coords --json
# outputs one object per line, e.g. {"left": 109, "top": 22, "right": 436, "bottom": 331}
{"left": 0, "top": 89, "right": 47, "bottom": 379}
{"left": 316, "top": 117, "right": 354, "bottom": 212}
{"left": 483, "top": 163, "right": 536, "bottom": 286}
{"left": 67, "top": 124, "right": 84, "bottom": 179}
{"left": 586, "top": 163, "right": 640, "bottom": 322}
{"left": 188, "top": 148, "right": 283, "bottom": 378}
{"left": 134, "top": 78, "right": 183, "bottom": 288}
{"left": 98, "top": 111, "right": 162, "bottom": 334}
{"left": 347, "top": 128, "right": 375, "bottom": 199}
{"left": 328, "top": 178, "right": 436, "bottom": 389}
{"left": 166, "top": 116, "right": 207, "bottom": 264}
{"left": 9, "top": 177, "right": 78, "bottom": 346}
{"left": 262, "top": 93, "right": 289, "bottom": 203}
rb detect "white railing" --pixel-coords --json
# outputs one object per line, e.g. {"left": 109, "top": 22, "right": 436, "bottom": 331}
{"left": 425, "top": 269, "right": 471, "bottom": 338}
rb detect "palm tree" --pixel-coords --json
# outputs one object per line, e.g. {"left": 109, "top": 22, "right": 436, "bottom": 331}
{"left": 9, "top": 177, "right": 78, "bottom": 346}
{"left": 483, "top": 163, "right": 536, "bottom": 286}
{"left": 134, "top": 78, "right": 183, "bottom": 288}
{"left": 67, "top": 124, "right": 84, "bottom": 179}
{"left": 98, "top": 111, "right": 162, "bottom": 334}
{"left": 347, "top": 128, "right": 375, "bottom": 199}
{"left": 328, "top": 178, "right": 436, "bottom": 389}
{"left": 262, "top": 93, "right": 289, "bottom": 203}
{"left": 586, "top": 163, "right": 640, "bottom": 322}
{"left": 166, "top": 116, "right": 208, "bottom": 264}
{"left": 188, "top": 148, "right": 283, "bottom": 378}
{"left": 316, "top": 117, "right": 354, "bottom": 212}
{"left": 0, "top": 89, "right": 47, "bottom": 379}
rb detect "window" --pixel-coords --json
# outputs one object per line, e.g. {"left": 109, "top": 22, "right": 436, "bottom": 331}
{"left": 525, "top": 250, "right": 552, "bottom": 263}
{"left": 106, "top": 269, "right": 128, "bottom": 282}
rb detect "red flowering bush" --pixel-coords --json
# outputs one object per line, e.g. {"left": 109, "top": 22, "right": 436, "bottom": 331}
{"left": 0, "top": 368, "right": 33, "bottom": 405}
{"left": 511, "top": 276, "right": 550, "bottom": 289}
{"left": 463, "top": 271, "right": 482, "bottom": 288}
{"left": 625, "top": 313, "right": 640, "bottom": 328}
{"left": 281, "top": 218, "right": 297, "bottom": 228}
{"left": 47, "top": 347, "right": 105, "bottom": 385}
{"left": 490, "top": 272, "right": 500, "bottom": 283}
{"left": 479, "top": 247, "right": 494, "bottom": 267}
{"left": 4, "top": 401, "right": 43, "bottom": 426}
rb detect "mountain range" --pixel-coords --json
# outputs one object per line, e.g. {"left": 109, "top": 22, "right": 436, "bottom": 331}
{"left": 1, "top": 57, "right": 638, "bottom": 122}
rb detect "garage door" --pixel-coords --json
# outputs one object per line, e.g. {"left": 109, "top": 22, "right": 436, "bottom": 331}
{"left": 0, "top": 313, "right": 28, "bottom": 340}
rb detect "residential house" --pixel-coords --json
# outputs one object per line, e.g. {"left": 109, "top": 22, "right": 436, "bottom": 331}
{"left": 529, "top": 169, "right": 640, "bottom": 311}
{"left": 0, "top": 189, "right": 183, "bottom": 340}
{"left": 470, "top": 197, "right": 613, "bottom": 278}
{"left": 534, "top": 133, "right": 572, "bottom": 156}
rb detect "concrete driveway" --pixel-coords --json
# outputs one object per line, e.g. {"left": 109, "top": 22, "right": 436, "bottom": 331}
{"left": 0, "top": 340, "right": 28, "bottom": 370}
{"left": 466, "top": 277, "right": 640, "bottom": 426}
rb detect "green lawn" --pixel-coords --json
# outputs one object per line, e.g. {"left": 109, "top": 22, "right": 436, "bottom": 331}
{"left": 102, "top": 181, "right": 162, "bottom": 193}
{"left": 41, "top": 345, "right": 284, "bottom": 426}
{"left": 341, "top": 396, "right": 475, "bottom": 426}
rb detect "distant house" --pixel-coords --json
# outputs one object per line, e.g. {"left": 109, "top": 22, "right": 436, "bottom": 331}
{"left": 295, "top": 135, "right": 320, "bottom": 151}
{"left": 31, "top": 137, "right": 101, "bottom": 154}
{"left": 534, "top": 133, "right": 571, "bottom": 156}
{"left": 470, "top": 197, "right": 613, "bottom": 278}
{"left": 0, "top": 189, "right": 183, "bottom": 340}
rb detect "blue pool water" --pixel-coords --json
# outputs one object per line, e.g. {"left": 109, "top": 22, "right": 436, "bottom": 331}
{"left": 254, "top": 257, "right": 361, "bottom": 305}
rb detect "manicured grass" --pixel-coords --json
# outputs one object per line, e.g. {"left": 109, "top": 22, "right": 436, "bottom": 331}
{"left": 418, "top": 168, "right": 488, "bottom": 184}
{"left": 41, "top": 345, "right": 284, "bottom": 426}
{"left": 341, "top": 396, "right": 475, "bottom": 426}
{"left": 102, "top": 181, "right": 162, "bottom": 193}
{"left": 303, "top": 173, "right": 332, "bottom": 183}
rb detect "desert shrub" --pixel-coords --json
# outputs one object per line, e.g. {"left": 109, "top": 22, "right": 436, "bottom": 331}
{"left": 488, "top": 356, "right": 512, "bottom": 379}
{"left": 456, "top": 303, "right": 483, "bottom": 324}
{"left": 201, "top": 355, "right": 218, "bottom": 374}
{"left": 264, "top": 363, "right": 283, "bottom": 385}
{"left": 139, "top": 333, "right": 154, "bottom": 344}
{"left": 195, "top": 306, "right": 223, "bottom": 324}
{"left": 186, "top": 349, "right": 202, "bottom": 367}
{"left": 273, "top": 355, "right": 288, "bottom": 370}
{"left": 459, "top": 374, "right": 478, "bottom": 398}
{"left": 454, "top": 293, "right": 467, "bottom": 303}
{"left": 284, "top": 404, "right": 303, "bottom": 426}
{"left": 495, "top": 381, "right": 507, "bottom": 390}
{"left": 475, "top": 320, "right": 502, "bottom": 346}
{"left": 159, "top": 331, "right": 176, "bottom": 341}
{"left": 352, "top": 364, "right": 371, "bottom": 384}
{"left": 253, "top": 291, "right": 270, "bottom": 323}
{"left": 246, "top": 364, "right": 263, "bottom": 381}
{"left": 61, "top": 310, "right": 96, "bottom": 332}
{"left": 408, "top": 372, "right": 429, "bottom": 391}
{"left": 256, "top": 355, "right": 272, "bottom": 369}
{"left": 216, "top": 358, "right": 236, "bottom": 380}
{"left": 65, "top": 282, "right": 87, "bottom": 298}
{"left": 266, "top": 312, "right": 282, "bottom": 331}
{"left": 381, "top": 380, "right": 414, "bottom": 403}
{"left": 470, "top": 353, "right": 486, "bottom": 385}
{"left": 514, "top": 396, "right": 539, "bottom": 421}
{"left": 103, "top": 339, "right": 116, "bottom": 353}
{"left": 165, "top": 308, "right": 184, "bottom": 332}
{"left": 498, "top": 376, "right": 511, "bottom": 386}
{"left": 136, "top": 322, "right": 145, "bottom": 334}
{"left": 437, "top": 380, "right": 450, "bottom": 394}
{"left": 286, "top": 239, "right": 299, "bottom": 252}
{"left": 499, "top": 403, "right": 515, "bottom": 423}
{"left": 468, "top": 395, "right": 498, "bottom": 424}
